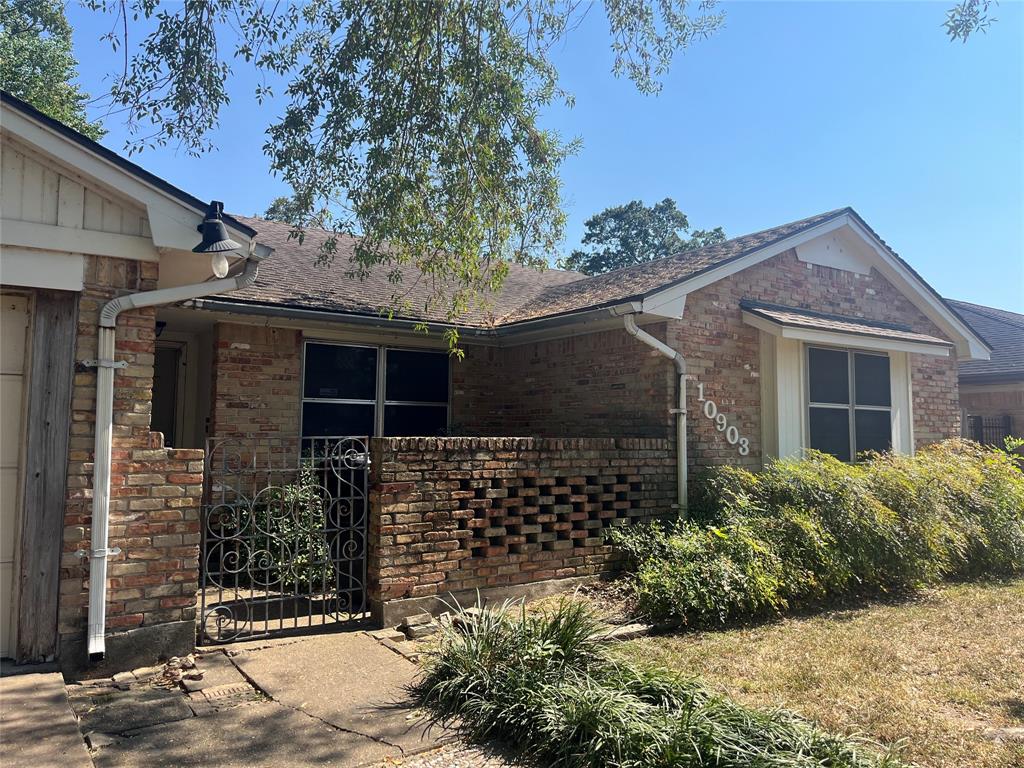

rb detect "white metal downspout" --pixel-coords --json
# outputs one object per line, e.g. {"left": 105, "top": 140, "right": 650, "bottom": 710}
{"left": 87, "top": 253, "right": 264, "bottom": 660}
{"left": 622, "top": 314, "right": 688, "bottom": 516}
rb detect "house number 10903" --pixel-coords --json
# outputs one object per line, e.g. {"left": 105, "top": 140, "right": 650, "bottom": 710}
{"left": 695, "top": 382, "right": 750, "bottom": 456}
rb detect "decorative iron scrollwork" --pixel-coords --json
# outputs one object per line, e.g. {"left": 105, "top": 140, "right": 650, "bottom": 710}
{"left": 199, "top": 436, "right": 369, "bottom": 644}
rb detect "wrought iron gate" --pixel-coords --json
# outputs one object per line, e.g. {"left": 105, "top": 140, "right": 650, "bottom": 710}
{"left": 199, "top": 436, "right": 369, "bottom": 644}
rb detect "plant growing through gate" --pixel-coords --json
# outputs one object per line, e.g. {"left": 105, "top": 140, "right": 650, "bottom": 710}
{"left": 251, "top": 465, "right": 335, "bottom": 593}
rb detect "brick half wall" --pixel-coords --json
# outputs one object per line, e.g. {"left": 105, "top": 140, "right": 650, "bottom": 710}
{"left": 367, "top": 437, "right": 675, "bottom": 621}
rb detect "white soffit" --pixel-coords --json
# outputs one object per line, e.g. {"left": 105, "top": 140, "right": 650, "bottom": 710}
{"left": 794, "top": 229, "right": 872, "bottom": 275}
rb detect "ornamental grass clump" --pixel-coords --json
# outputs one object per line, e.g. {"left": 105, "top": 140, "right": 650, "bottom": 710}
{"left": 412, "top": 600, "right": 903, "bottom": 768}
{"left": 613, "top": 440, "right": 1024, "bottom": 627}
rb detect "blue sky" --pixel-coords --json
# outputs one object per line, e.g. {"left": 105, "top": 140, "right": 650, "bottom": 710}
{"left": 67, "top": 1, "right": 1023, "bottom": 310}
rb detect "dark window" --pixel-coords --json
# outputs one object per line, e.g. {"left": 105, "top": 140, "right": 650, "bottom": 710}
{"left": 808, "top": 347, "right": 849, "bottom": 404}
{"left": 301, "top": 402, "right": 375, "bottom": 437}
{"left": 384, "top": 405, "right": 449, "bottom": 437}
{"left": 854, "top": 409, "right": 892, "bottom": 455}
{"left": 854, "top": 353, "right": 891, "bottom": 407}
{"left": 303, "top": 344, "right": 377, "bottom": 400}
{"left": 385, "top": 349, "right": 449, "bottom": 403}
{"left": 809, "top": 407, "right": 851, "bottom": 462}
{"left": 807, "top": 347, "right": 891, "bottom": 461}
{"left": 301, "top": 342, "right": 449, "bottom": 438}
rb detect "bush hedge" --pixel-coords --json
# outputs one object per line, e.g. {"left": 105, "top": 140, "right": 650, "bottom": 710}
{"left": 413, "top": 600, "right": 903, "bottom": 768}
{"left": 612, "top": 440, "right": 1024, "bottom": 627}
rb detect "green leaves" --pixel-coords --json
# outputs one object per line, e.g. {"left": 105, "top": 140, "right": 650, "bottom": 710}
{"left": 944, "top": 0, "right": 998, "bottom": 43}
{"left": 615, "top": 440, "right": 1024, "bottom": 628}
{"left": 0, "top": 0, "right": 105, "bottom": 139}
{"left": 82, "top": 0, "right": 724, "bottom": 339}
{"left": 413, "top": 599, "right": 903, "bottom": 767}
{"left": 561, "top": 197, "right": 725, "bottom": 275}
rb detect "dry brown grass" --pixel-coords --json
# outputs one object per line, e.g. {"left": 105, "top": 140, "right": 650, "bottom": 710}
{"left": 617, "top": 579, "right": 1024, "bottom": 768}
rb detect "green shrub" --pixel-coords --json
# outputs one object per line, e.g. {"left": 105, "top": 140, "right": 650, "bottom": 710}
{"left": 250, "top": 465, "right": 335, "bottom": 591}
{"left": 614, "top": 440, "right": 1024, "bottom": 626}
{"left": 629, "top": 522, "right": 786, "bottom": 627}
{"left": 413, "top": 600, "right": 903, "bottom": 768}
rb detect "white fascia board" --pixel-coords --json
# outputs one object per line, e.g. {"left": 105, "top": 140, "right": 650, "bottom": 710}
{"left": 1, "top": 219, "right": 159, "bottom": 261}
{"left": 640, "top": 211, "right": 989, "bottom": 361}
{"left": 640, "top": 291, "right": 686, "bottom": 318}
{"left": 841, "top": 216, "right": 990, "bottom": 361}
{"left": 0, "top": 246, "right": 85, "bottom": 291}
{"left": 0, "top": 106, "right": 254, "bottom": 252}
{"left": 742, "top": 310, "right": 951, "bottom": 356}
{"left": 639, "top": 216, "right": 851, "bottom": 318}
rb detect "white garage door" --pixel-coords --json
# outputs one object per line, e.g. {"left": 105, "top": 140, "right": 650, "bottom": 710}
{"left": 1, "top": 295, "right": 29, "bottom": 659}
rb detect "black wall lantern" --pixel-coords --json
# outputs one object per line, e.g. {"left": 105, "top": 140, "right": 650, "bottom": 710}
{"left": 193, "top": 200, "right": 241, "bottom": 254}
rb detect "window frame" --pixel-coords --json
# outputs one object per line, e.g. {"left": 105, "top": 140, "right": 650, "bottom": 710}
{"left": 804, "top": 345, "right": 892, "bottom": 462}
{"left": 300, "top": 339, "right": 451, "bottom": 438}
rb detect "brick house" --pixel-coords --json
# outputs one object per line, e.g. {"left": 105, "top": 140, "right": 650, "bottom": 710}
{"left": 947, "top": 300, "right": 1024, "bottom": 445}
{"left": 0, "top": 91, "right": 990, "bottom": 672}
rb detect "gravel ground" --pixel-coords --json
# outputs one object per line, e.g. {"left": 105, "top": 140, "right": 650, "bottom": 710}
{"left": 376, "top": 743, "right": 517, "bottom": 768}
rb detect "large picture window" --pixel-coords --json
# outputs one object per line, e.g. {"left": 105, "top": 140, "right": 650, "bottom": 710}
{"left": 807, "top": 347, "right": 891, "bottom": 462}
{"left": 301, "top": 342, "right": 449, "bottom": 438}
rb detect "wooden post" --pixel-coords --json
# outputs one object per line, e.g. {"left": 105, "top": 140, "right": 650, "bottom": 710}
{"left": 16, "top": 290, "right": 77, "bottom": 661}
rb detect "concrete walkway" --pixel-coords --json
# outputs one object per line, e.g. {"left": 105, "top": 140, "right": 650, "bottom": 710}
{"left": 72, "top": 631, "right": 459, "bottom": 768}
{"left": 0, "top": 671, "right": 93, "bottom": 768}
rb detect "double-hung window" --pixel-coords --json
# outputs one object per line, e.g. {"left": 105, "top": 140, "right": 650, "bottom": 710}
{"left": 301, "top": 342, "right": 449, "bottom": 438}
{"left": 807, "top": 347, "right": 891, "bottom": 462}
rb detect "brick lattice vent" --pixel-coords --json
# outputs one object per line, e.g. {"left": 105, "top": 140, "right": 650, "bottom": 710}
{"left": 369, "top": 437, "right": 676, "bottom": 605}
{"left": 458, "top": 474, "right": 644, "bottom": 556}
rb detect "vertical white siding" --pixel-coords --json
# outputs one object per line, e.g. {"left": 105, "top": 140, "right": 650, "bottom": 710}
{"left": 1, "top": 143, "right": 147, "bottom": 236}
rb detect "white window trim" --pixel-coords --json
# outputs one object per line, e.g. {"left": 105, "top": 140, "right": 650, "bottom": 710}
{"left": 761, "top": 336, "right": 914, "bottom": 461}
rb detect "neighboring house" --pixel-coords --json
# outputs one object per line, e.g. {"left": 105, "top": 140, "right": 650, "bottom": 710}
{"left": 0, "top": 91, "right": 990, "bottom": 673}
{"left": 947, "top": 299, "right": 1024, "bottom": 444}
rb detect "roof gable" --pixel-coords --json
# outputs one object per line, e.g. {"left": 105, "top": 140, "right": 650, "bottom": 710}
{"left": 0, "top": 90, "right": 257, "bottom": 252}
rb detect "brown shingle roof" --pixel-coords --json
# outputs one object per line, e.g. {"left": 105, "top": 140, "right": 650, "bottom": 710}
{"left": 500, "top": 208, "right": 851, "bottom": 324}
{"left": 229, "top": 208, "right": 855, "bottom": 328}
{"left": 946, "top": 300, "right": 1024, "bottom": 382}
{"left": 228, "top": 215, "right": 586, "bottom": 326}
{"left": 741, "top": 301, "right": 954, "bottom": 347}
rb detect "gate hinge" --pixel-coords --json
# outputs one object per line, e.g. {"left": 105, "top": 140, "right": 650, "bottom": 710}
{"left": 83, "top": 358, "right": 128, "bottom": 369}
{"left": 76, "top": 547, "right": 123, "bottom": 559}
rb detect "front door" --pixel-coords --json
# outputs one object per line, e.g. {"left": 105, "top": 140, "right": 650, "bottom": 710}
{"left": 152, "top": 343, "right": 183, "bottom": 447}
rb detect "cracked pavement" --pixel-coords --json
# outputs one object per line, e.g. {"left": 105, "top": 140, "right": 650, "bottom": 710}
{"left": 67, "top": 631, "right": 463, "bottom": 768}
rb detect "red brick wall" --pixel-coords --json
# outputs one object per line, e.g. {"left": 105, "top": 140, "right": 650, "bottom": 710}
{"left": 61, "top": 256, "right": 203, "bottom": 651}
{"left": 452, "top": 327, "right": 675, "bottom": 439}
{"left": 666, "top": 249, "right": 961, "bottom": 471}
{"left": 368, "top": 437, "right": 675, "bottom": 608}
{"left": 209, "top": 322, "right": 302, "bottom": 440}
{"left": 961, "top": 384, "right": 1024, "bottom": 438}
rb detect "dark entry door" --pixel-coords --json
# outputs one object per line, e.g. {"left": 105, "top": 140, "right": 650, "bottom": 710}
{"left": 152, "top": 344, "right": 181, "bottom": 446}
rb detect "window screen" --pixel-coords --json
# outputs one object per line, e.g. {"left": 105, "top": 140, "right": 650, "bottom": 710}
{"left": 385, "top": 349, "right": 449, "bottom": 403}
{"left": 303, "top": 344, "right": 377, "bottom": 400}
{"left": 809, "top": 407, "right": 852, "bottom": 462}
{"left": 808, "top": 347, "right": 849, "bottom": 404}
{"left": 853, "top": 353, "right": 891, "bottom": 407}
{"left": 301, "top": 342, "right": 449, "bottom": 438}
{"left": 384, "top": 405, "right": 449, "bottom": 437}
{"left": 302, "top": 402, "right": 375, "bottom": 437}
{"left": 807, "top": 347, "right": 891, "bottom": 461}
